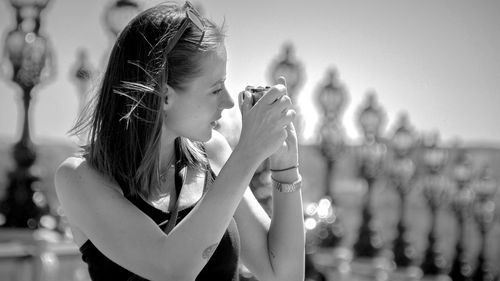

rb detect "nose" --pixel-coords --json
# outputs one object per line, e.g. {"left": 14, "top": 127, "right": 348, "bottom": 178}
{"left": 219, "top": 88, "right": 234, "bottom": 109}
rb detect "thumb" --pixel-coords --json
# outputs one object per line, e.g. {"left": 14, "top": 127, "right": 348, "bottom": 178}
{"left": 238, "top": 90, "right": 251, "bottom": 116}
{"left": 277, "top": 76, "right": 289, "bottom": 97}
{"left": 285, "top": 122, "right": 298, "bottom": 147}
{"left": 277, "top": 76, "right": 287, "bottom": 89}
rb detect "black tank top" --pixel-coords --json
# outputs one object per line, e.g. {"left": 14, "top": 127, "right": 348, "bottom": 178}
{"left": 79, "top": 154, "right": 240, "bottom": 280}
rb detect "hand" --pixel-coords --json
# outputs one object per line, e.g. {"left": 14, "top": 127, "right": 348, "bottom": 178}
{"left": 269, "top": 77, "right": 299, "bottom": 172}
{"left": 236, "top": 77, "right": 296, "bottom": 164}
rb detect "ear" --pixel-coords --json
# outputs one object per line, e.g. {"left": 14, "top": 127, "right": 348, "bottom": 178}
{"left": 162, "top": 84, "right": 175, "bottom": 110}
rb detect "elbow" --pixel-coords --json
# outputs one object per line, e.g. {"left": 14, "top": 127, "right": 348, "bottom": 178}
{"left": 162, "top": 272, "right": 197, "bottom": 281}
{"left": 152, "top": 265, "right": 197, "bottom": 281}
{"left": 152, "top": 238, "right": 201, "bottom": 281}
{"left": 130, "top": 262, "right": 195, "bottom": 281}
{"left": 154, "top": 259, "right": 199, "bottom": 281}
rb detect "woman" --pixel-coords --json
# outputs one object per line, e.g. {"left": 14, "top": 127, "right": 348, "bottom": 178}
{"left": 55, "top": 2, "right": 304, "bottom": 280}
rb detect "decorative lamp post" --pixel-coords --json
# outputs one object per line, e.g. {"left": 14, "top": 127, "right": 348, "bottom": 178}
{"left": 0, "top": 0, "right": 55, "bottom": 230}
{"left": 389, "top": 113, "right": 415, "bottom": 158}
{"left": 268, "top": 42, "right": 305, "bottom": 141}
{"left": 103, "top": 0, "right": 141, "bottom": 38}
{"left": 317, "top": 68, "right": 347, "bottom": 122}
{"left": 353, "top": 91, "right": 387, "bottom": 259}
{"left": 317, "top": 68, "right": 347, "bottom": 198}
{"left": 356, "top": 91, "right": 386, "bottom": 143}
{"left": 252, "top": 42, "right": 305, "bottom": 213}
{"left": 419, "top": 132, "right": 453, "bottom": 277}
{"left": 70, "top": 48, "right": 93, "bottom": 145}
{"left": 0, "top": 1, "right": 60, "bottom": 279}
{"left": 72, "top": 48, "right": 93, "bottom": 115}
{"left": 315, "top": 67, "right": 348, "bottom": 248}
{"left": 471, "top": 165, "right": 497, "bottom": 281}
{"left": 387, "top": 113, "right": 418, "bottom": 269}
{"left": 268, "top": 42, "right": 304, "bottom": 103}
{"left": 449, "top": 147, "right": 474, "bottom": 281}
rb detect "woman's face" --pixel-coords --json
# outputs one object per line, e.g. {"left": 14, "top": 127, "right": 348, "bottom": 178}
{"left": 164, "top": 44, "right": 234, "bottom": 142}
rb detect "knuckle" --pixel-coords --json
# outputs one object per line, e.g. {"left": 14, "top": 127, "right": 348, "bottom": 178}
{"left": 271, "top": 84, "right": 286, "bottom": 93}
{"left": 276, "top": 84, "right": 286, "bottom": 91}
{"left": 281, "top": 95, "right": 292, "bottom": 104}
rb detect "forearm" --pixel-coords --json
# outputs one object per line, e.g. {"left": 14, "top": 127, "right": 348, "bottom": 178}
{"left": 267, "top": 169, "right": 305, "bottom": 281}
{"left": 162, "top": 146, "right": 261, "bottom": 279}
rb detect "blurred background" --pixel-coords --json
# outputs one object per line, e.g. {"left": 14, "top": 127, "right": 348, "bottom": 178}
{"left": 0, "top": 0, "right": 499, "bottom": 280}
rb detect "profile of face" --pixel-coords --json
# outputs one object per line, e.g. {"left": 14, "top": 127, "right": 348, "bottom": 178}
{"left": 98, "top": 2, "right": 231, "bottom": 152}
{"left": 163, "top": 44, "right": 234, "bottom": 142}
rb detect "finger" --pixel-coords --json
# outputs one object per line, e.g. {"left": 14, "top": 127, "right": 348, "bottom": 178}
{"left": 286, "top": 120, "right": 297, "bottom": 134}
{"left": 238, "top": 91, "right": 251, "bottom": 115}
{"left": 260, "top": 84, "right": 287, "bottom": 105}
{"left": 284, "top": 122, "right": 298, "bottom": 147}
{"left": 238, "top": 91, "right": 244, "bottom": 112}
{"left": 273, "top": 126, "right": 288, "bottom": 145}
{"left": 276, "top": 108, "right": 296, "bottom": 128}
{"left": 275, "top": 95, "right": 292, "bottom": 112}
{"left": 277, "top": 76, "right": 289, "bottom": 99}
{"left": 284, "top": 108, "right": 296, "bottom": 123}
{"left": 277, "top": 76, "right": 288, "bottom": 89}
{"left": 280, "top": 129, "right": 289, "bottom": 144}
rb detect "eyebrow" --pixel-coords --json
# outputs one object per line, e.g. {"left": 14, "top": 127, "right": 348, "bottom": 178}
{"left": 211, "top": 78, "right": 226, "bottom": 87}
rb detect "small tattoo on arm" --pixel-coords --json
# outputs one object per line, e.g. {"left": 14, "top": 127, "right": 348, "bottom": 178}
{"left": 270, "top": 251, "right": 276, "bottom": 259}
{"left": 202, "top": 243, "right": 218, "bottom": 259}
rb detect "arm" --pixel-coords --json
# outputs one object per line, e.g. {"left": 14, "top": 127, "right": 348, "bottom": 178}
{"left": 208, "top": 90, "right": 305, "bottom": 281}
{"left": 207, "top": 130, "right": 304, "bottom": 281}
{"left": 55, "top": 86, "right": 291, "bottom": 281}
{"left": 56, "top": 143, "right": 260, "bottom": 281}
{"left": 234, "top": 131, "right": 305, "bottom": 281}
{"left": 267, "top": 154, "right": 305, "bottom": 281}
{"left": 266, "top": 77, "right": 305, "bottom": 280}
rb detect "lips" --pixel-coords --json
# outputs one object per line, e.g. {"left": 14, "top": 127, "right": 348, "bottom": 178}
{"left": 211, "top": 115, "right": 222, "bottom": 129}
{"left": 210, "top": 121, "right": 220, "bottom": 129}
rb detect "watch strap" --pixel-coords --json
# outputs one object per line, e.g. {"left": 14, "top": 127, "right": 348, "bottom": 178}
{"left": 271, "top": 175, "right": 302, "bottom": 193}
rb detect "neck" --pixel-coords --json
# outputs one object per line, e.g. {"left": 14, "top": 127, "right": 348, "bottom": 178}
{"left": 160, "top": 127, "right": 178, "bottom": 172}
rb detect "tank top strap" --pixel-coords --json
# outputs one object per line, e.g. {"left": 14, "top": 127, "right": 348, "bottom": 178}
{"left": 200, "top": 143, "right": 217, "bottom": 195}
{"left": 203, "top": 161, "right": 217, "bottom": 194}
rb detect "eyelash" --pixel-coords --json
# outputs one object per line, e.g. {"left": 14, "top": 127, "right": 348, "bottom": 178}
{"left": 212, "top": 88, "right": 223, "bottom": 95}
{"left": 211, "top": 81, "right": 226, "bottom": 95}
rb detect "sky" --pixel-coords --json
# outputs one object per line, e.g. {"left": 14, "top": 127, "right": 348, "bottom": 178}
{"left": 0, "top": 0, "right": 499, "bottom": 147}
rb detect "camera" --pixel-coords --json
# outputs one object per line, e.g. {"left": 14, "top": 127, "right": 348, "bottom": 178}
{"left": 245, "top": 85, "right": 270, "bottom": 106}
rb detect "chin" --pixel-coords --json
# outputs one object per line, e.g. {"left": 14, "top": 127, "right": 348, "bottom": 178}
{"left": 202, "top": 129, "right": 214, "bottom": 142}
{"left": 188, "top": 128, "right": 213, "bottom": 142}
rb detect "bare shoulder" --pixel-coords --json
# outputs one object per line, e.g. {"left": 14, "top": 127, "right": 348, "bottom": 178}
{"left": 54, "top": 156, "right": 85, "bottom": 193}
{"left": 204, "top": 129, "right": 233, "bottom": 173}
{"left": 55, "top": 156, "right": 123, "bottom": 202}
{"left": 54, "top": 156, "right": 129, "bottom": 242}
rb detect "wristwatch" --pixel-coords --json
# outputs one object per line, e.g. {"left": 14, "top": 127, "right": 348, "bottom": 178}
{"left": 271, "top": 175, "right": 302, "bottom": 193}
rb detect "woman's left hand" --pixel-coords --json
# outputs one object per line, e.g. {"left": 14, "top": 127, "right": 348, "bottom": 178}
{"left": 269, "top": 77, "right": 299, "bottom": 171}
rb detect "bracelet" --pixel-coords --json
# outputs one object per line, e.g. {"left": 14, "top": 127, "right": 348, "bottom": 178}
{"left": 270, "top": 164, "right": 299, "bottom": 172}
{"left": 271, "top": 174, "right": 302, "bottom": 193}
